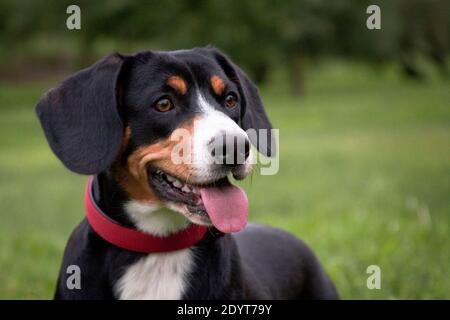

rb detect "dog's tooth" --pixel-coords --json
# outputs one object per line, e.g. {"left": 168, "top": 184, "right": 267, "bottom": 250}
{"left": 192, "top": 187, "right": 199, "bottom": 195}
{"left": 173, "top": 180, "right": 182, "bottom": 188}
{"left": 166, "top": 175, "right": 175, "bottom": 182}
{"left": 182, "top": 185, "right": 191, "bottom": 193}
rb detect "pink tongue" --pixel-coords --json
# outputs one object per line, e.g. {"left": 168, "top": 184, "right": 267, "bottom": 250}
{"left": 200, "top": 181, "right": 248, "bottom": 233}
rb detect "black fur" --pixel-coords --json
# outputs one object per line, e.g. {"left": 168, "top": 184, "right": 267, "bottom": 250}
{"left": 202, "top": 48, "right": 275, "bottom": 157}
{"left": 37, "top": 47, "right": 338, "bottom": 300}
{"left": 36, "top": 54, "right": 126, "bottom": 174}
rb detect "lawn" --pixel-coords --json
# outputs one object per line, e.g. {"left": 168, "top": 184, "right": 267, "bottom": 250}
{"left": 0, "top": 63, "right": 449, "bottom": 299}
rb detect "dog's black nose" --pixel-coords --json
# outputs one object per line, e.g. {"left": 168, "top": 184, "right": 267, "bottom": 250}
{"left": 210, "top": 134, "right": 250, "bottom": 166}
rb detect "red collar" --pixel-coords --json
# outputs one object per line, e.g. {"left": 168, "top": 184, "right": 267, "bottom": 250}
{"left": 85, "top": 176, "right": 208, "bottom": 253}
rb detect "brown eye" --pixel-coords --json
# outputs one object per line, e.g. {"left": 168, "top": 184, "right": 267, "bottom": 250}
{"left": 153, "top": 98, "right": 173, "bottom": 112}
{"left": 225, "top": 94, "right": 238, "bottom": 109}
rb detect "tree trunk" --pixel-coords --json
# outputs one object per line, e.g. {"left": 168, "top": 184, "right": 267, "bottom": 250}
{"left": 288, "top": 53, "right": 304, "bottom": 97}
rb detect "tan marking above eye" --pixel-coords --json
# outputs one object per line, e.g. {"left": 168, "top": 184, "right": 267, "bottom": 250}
{"left": 211, "top": 75, "right": 226, "bottom": 96}
{"left": 167, "top": 76, "right": 187, "bottom": 95}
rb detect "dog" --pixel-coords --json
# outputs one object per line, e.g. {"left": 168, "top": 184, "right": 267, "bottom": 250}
{"left": 36, "top": 47, "right": 338, "bottom": 299}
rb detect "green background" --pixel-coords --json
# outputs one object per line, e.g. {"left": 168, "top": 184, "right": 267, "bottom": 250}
{"left": 0, "top": 0, "right": 449, "bottom": 299}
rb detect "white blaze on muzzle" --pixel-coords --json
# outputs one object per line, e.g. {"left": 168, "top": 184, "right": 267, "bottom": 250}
{"left": 192, "top": 93, "right": 250, "bottom": 173}
{"left": 190, "top": 93, "right": 250, "bottom": 233}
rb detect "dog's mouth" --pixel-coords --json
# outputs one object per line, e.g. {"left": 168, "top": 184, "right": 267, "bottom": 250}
{"left": 148, "top": 167, "right": 248, "bottom": 233}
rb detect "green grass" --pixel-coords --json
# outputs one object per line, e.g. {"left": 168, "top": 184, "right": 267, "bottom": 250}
{"left": 0, "top": 63, "right": 449, "bottom": 299}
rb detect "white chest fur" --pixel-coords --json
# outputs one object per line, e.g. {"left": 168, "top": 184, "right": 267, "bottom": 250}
{"left": 115, "top": 248, "right": 194, "bottom": 300}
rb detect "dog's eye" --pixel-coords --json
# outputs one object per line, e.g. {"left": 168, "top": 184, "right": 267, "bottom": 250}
{"left": 224, "top": 94, "right": 238, "bottom": 109}
{"left": 153, "top": 98, "right": 174, "bottom": 112}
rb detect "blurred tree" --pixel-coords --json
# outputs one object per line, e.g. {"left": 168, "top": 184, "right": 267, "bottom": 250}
{"left": 0, "top": 0, "right": 448, "bottom": 92}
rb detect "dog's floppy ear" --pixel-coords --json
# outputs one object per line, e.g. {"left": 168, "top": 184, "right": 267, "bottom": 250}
{"left": 36, "top": 53, "right": 127, "bottom": 174}
{"left": 204, "top": 47, "right": 275, "bottom": 157}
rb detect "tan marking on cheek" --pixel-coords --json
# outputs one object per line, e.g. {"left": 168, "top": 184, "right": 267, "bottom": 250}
{"left": 115, "top": 143, "right": 168, "bottom": 202}
{"left": 167, "top": 76, "right": 187, "bottom": 95}
{"left": 151, "top": 117, "right": 198, "bottom": 181}
{"left": 211, "top": 75, "right": 226, "bottom": 96}
{"left": 115, "top": 117, "right": 199, "bottom": 202}
{"left": 120, "top": 126, "right": 132, "bottom": 153}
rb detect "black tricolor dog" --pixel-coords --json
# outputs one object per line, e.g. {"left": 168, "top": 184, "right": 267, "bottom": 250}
{"left": 36, "top": 47, "right": 338, "bottom": 299}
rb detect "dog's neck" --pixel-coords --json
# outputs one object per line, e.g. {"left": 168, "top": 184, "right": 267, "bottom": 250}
{"left": 91, "top": 173, "right": 189, "bottom": 237}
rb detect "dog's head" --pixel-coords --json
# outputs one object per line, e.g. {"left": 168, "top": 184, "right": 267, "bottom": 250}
{"left": 36, "top": 47, "right": 274, "bottom": 234}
